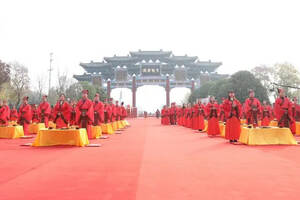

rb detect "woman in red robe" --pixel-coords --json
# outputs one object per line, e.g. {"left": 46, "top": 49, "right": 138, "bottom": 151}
{"left": 18, "top": 96, "right": 32, "bottom": 135}
{"left": 53, "top": 94, "right": 71, "bottom": 128}
{"left": 206, "top": 97, "right": 220, "bottom": 136}
{"left": 103, "top": 101, "right": 111, "bottom": 124}
{"left": 186, "top": 104, "right": 193, "bottom": 128}
{"left": 191, "top": 103, "right": 199, "bottom": 130}
{"left": 181, "top": 104, "right": 187, "bottom": 126}
{"left": 76, "top": 90, "right": 94, "bottom": 138}
{"left": 161, "top": 106, "right": 170, "bottom": 125}
{"left": 261, "top": 101, "right": 273, "bottom": 126}
{"left": 176, "top": 106, "right": 182, "bottom": 126}
{"left": 244, "top": 90, "right": 261, "bottom": 127}
{"left": 274, "top": 89, "right": 295, "bottom": 134}
{"left": 0, "top": 100, "right": 9, "bottom": 126}
{"left": 219, "top": 98, "right": 226, "bottom": 122}
{"left": 110, "top": 100, "right": 117, "bottom": 122}
{"left": 38, "top": 95, "right": 51, "bottom": 128}
{"left": 31, "top": 104, "right": 39, "bottom": 123}
{"left": 120, "top": 102, "right": 127, "bottom": 120}
{"left": 197, "top": 100, "right": 206, "bottom": 131}
{"left": 93, "top": 93, "right": 104, "bottom": 126}
{"left": 69, "top": 100, "right": 77, "bottom": 126}
{"left": 10, "top": 106, "right": 18, "bottom": 122}
{"left": 223, "top": 91, "right": 242, "bottom": 143}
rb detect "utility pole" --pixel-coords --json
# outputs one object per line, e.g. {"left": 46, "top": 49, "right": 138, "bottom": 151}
{"left": 48, "top": 52, "right": 53, "bottom": 96}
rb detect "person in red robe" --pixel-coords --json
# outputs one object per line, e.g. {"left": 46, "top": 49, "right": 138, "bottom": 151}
{"left": 244, "top": 89, "right": 261, "bottom": 127}
{"left": 161, "top": 106, "right": 170, "bottom": 125}
{"left": 103, "top": 99, "right": 112, "bottom": 123}
{"left": 274, "top": 89, "right": 295, "bottom": 133}
{"left": 49, "top": 105, "right": 55, "bottom": 122}
{"left": 181, "top": 104, "right": 187, "bottom": 126}
{"left": 69, "top": 100, "right": 77, "bottom": 126}
{"left": 169, "top": 102, "right": 177, "bottom": 125}
{"left": 10, "top": 106, "right": 18, "bottom": 122}
{"left": 186, "top": 104, "right": 193, "bottom": 128}
{"left": 76, "top": 90, "right": 94, "bottom": 138}
{"left": 0, "top": 100, "right": 9, "bottom": 126}
{"left": 219, "top": 98, "right": 226, "bottom": 122}
{"left": 291, "top": 97, "right": 300, "bottom": 121}
{"left": 115, "top": 101, "right": 122, "bottom": 121}
{"left": 261, "top": 100, "right": 273, "bottom": 126}
{"left": 196, "top": 100, "right": 206, "bottom": 131}
{"left": 120, "top": 102, "right": 127, "bottom": 120}
{"left": 176, "top": 106, "right": 182, "bottom": 125}
{"left": 18, "top": 96, "right": 32, "bottom": 135}
{"left": 93, "top": 93, "right": 104, "bottom": 126}
{"left": 184, "top": 104, "right": 190, "bottom": 127}
{"left": 38, "top": 95, "right": 51, "bottom": 128}
{"left": 53, "top": 94, "right": 70, "bottom": 128}
{"left": 206, "top": 96, "right": 220, "bottom": 136}
{"left": 31, "top": 104, "right": 39, "bottom": 123}
{"left": 223, "top": 91, "right": 242, "bottom": 143}
{"left": 109, "top": 99, "right": 117, "bottom": 122}
{"left": 191, "top": 103, "right": 199, "bottom": 130}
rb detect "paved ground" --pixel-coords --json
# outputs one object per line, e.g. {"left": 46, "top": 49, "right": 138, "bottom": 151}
{"left": 1, "top": 118, "right": 300, "bottom": 200}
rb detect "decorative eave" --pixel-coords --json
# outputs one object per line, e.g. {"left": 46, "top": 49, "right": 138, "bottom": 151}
{"left": 130, "top": 50, "right": 172, "bottom": 57}
{"left": 188, "top": 61, "right": 222, "bottom": 72}
{"left": 166, "top": 55, "right": 198, "bottom": 62}
{"left": 103, "top": 56, "right": 139, "bottom": 63}
{"left": 80, "top": 62, "right": 112, "bottom": 68}
{"left": 73, "top": 74, "right": 92, "bottom": 81}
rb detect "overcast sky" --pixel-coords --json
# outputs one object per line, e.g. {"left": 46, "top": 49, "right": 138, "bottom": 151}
{"left": 1, "top": 0, "right": 299, "bottom": 111}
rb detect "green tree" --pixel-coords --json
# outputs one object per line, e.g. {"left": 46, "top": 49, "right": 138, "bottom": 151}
{"left": 64, "top": 81, "right": 107, "bottom": 102}
{"left": 189, "top": 71, "right": 269, "bottom": 103}
{"left": 230, "top": 71, "right": 269, "bottom": 103}
{"left": 188, "top": 81, "right": 215, "bottom": 103}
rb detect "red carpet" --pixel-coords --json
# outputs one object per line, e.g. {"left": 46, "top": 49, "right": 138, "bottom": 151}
{"left": 1, "top": 118, "right": 300, "bottom": 200}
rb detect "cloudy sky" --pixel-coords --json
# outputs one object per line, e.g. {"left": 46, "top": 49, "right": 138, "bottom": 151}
{"left": 1, "top": 0, "right": 299, "bottom": 112}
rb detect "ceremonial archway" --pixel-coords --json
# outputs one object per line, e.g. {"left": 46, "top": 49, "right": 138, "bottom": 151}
{"left": 74, "top": 50, "right": 226, "bottom": 117}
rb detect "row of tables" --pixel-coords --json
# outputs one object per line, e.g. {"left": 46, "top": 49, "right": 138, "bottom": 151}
{"left": 217, "top": 121, "right": 299, "bottom": 145}
{"left": 0, "top": 120, "right": 130, "bottom": 147}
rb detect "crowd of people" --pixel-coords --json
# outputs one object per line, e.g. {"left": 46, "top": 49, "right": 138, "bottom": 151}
{"left": 161, "top": 89, "right": 300, "bottom": 143}
{"left": 0, "top": 90, "right": 129, "bottom": 138}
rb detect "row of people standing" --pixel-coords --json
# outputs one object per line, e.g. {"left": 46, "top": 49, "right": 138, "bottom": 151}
{"left": 0, "top": 90, "right": 128, "bottom": 138}
{"left": 161, "top": 88, "right": 299, "bottom": 143}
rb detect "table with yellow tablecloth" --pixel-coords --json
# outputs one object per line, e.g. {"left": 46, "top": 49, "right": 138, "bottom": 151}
{"left": 48, "top": 121, "right": 56, "bottom": 129}
{"left": 202, "top": 120, "right": 208, "bottom": 132}
{"left": 32, "top": 128, "right": 89, "bottom": 147}
{"left": 295, "top": 122, "right": 300, "bottom": 135}
{"left": 219, "top": 123, "right": 225, "bottom": 137}
{"left": 8, "top": 121, "right": 18, "bottom": 126}
{"left": 91, "top": 126, "right": 102, "bottom": 139}
{"left": 123, "top": 120, "right": 130, "bottom": 126}
{"left": 101, "top": 123, "right": 114, "bottom": 134}
{"left": 0, "top": 126, "right": 24, "bottom": 139}
{"left": 29, "top": 123, "right": 46, "bottom": 134}
{"left": 239, "top": 127, "right": 297, "bottom": 145}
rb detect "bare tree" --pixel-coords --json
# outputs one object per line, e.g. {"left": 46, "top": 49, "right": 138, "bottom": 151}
{"left": 56, "top": 71, "right": 72, "bottom": 96}
{"left": 10, "top": 62, "right": 30, "bottom": 106}
{"left": 0, "top": 60, "right": 11, "bottom": 92}
{"left": 36, "top": 74, "right": 46, "bottom": 100}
